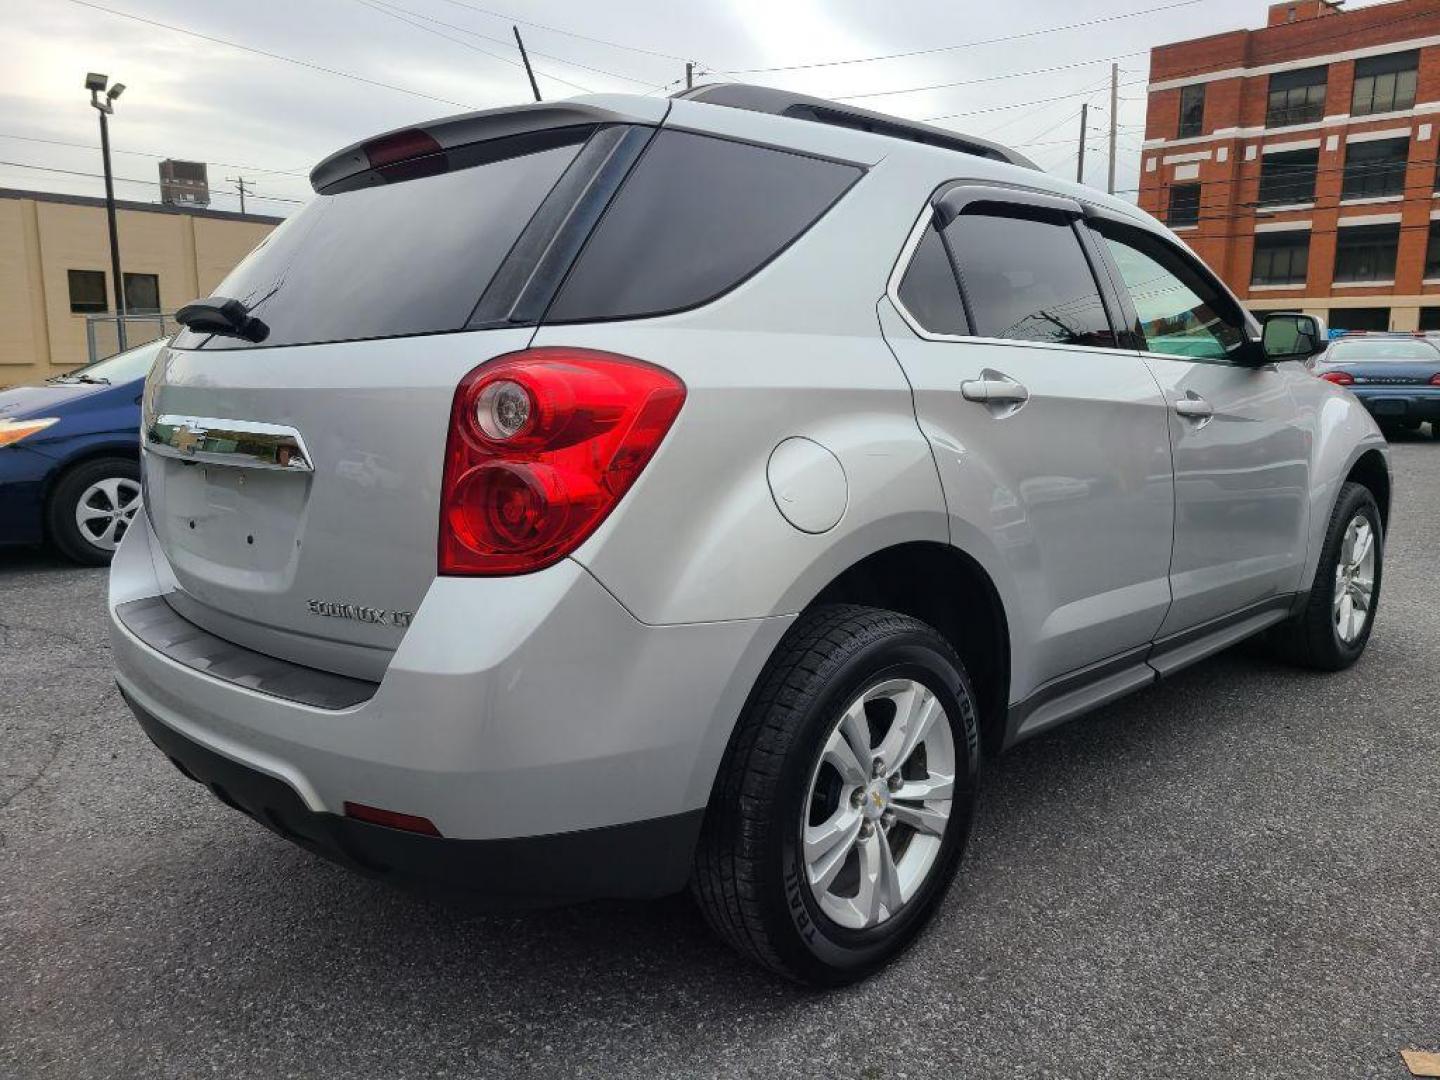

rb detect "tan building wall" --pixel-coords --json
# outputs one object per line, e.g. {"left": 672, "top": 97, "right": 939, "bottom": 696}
{"left": 0, "top": 188, "right": 280, "bottom": 385}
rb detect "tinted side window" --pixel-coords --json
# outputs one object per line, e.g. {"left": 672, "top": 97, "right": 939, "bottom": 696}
{"left": 546, "top": 130, "right": 861, "bottom": 322}
{"left": 1095, "top": 223, "right": 1247, "bottom": 361}
{"left": 945, "top": 210, "right": 1114, "bottom": 347}
{"left": 897, "top": 225, "right": 968, "bottom": 336}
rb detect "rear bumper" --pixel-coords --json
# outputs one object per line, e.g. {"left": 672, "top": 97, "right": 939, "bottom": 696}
{"left": 123, "top": 685, "right": 703, "bottom": 902}
{"left": 110, "top": 509, "right": 791, "bottom": 899}
{"left": 1349, "top": 386, "right": 1440, "bottom": 422}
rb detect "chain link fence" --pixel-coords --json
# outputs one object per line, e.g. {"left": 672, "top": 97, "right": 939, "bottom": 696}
{"left": 84, "top": 313, "right": 181, "bottom": 363}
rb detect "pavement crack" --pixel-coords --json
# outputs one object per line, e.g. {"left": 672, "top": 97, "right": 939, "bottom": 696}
{"left": 0, "top": 733, "right": 64, "bottom": 813}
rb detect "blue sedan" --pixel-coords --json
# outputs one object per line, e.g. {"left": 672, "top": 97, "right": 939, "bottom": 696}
{"left": 0, "top": 338, "right": 166, "bottom": 564}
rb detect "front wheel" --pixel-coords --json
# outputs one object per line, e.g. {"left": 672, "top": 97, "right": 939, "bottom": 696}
{"left": 692, "top": 605, "right": 980, "bottom": 986}
{"left": 1272, "top": 481, "right": 1383, "bottom": 671}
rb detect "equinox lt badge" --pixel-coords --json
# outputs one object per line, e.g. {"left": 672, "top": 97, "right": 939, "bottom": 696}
{"left": 306, "top": 599, "right": 413, "bottom": 628}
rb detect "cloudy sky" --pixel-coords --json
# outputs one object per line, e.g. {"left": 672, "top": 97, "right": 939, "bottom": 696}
{"left": 5, "top": 0, "right": 1306, "bottom": 216}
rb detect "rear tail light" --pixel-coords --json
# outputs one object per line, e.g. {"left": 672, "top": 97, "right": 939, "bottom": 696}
{"left": 1320, "top": 371, "right": 1355, "bottom": 385}
{"left": 1430, "top": 373, "right": 1440, "bottom": 386}
{"left": 439, "top": 348, "right": 686, "bottom": 575}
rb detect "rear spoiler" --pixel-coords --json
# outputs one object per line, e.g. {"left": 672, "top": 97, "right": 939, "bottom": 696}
{"left": 309, "top": 97, "right": 668, "bottom": 194}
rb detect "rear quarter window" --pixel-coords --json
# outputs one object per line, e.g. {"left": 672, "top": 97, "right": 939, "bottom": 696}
{"left": 544, "top": 130, "right": 862, "bottom": 323}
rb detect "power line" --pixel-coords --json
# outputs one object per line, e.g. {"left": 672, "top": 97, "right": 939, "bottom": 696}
{"left": 836, "top": 50, "right": 1149, "bottom": 102}
{"left": 350, "top": 0, "right": 594, "bottom": 94}
{"left": 0, "top": 131, "right": 311, "bottom": 179}
{"left": 361, "top": 0, "right": 657, "bottom": 86}
{"left": 919, "top": 79, "right": 1150, "bottom": 123}
{"left": 428, "top": 0, "right": 697, "bottom": 64}
{"left": 64, "top": 0, "right": 477, "bottom": 109}
{"left": 0, "top": 158, "right": 305, "bottom": 205}
{"left": 721, "top": 0, "right": 1201, "bottom": 75}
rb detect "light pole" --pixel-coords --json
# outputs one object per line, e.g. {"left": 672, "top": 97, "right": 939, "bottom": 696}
{"left": 86, "top": 72, "right": 127, "bottom": 350}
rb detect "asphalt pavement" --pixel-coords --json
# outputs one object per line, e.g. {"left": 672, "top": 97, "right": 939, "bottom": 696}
{"left": 2, "top": 437, "right": 1438, "bottom": 1079}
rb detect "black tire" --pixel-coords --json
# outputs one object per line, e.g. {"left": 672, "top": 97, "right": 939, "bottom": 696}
{"left": 1271, "top": 481, "right": 1383, "bottom": 671}
{"left": 692, "top": 604, "right": 980, "bottom": 986}
{"left": 45, "top": 456, "right": 141, "bottom": 566}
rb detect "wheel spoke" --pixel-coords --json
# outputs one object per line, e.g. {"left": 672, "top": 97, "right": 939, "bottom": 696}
{"left": 836, "top": 699, "right": 873, "bottom": 772}
{"left": 821, "top": 727, "right": 868, "bottom": 785}
{"left": 1349, "top": 523, "right": 1373, "bottom": 570}
{"left": 805, "top": 811, "right": 861, "bottom": 893}
{"left": 889, "top": 800, "right": 949, "bottom": 837}
{"left": 94, "top": 517, "right": 120, "bottom": 548}
{"left": 892, "top": 773, "right": 954, "bottom": 803}
{"left": 856, "top": 828, "right": 903, "bottom": 923}
{"left": 878, "top": 684, "right": 941, "bottom": 776}
{"left": 77, "top": 505, "right": 112, "bottom": 524}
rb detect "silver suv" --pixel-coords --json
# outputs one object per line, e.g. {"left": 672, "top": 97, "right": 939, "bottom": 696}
{"left": 110, "top": 85, "right": 1390, "bottom": 986}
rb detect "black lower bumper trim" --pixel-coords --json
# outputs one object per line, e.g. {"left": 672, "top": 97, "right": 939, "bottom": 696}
{"left": 121, "top": 687, "right": 702, "bottom": 904}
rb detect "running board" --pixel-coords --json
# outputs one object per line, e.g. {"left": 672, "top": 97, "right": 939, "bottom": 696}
{"left": 1004, "top": 595, "right": 1295, "bottom": 748}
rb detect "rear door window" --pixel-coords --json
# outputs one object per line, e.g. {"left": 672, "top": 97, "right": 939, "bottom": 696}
{"left": 180, "top": 132, "right": 589, "bottom": 350}
{"left": 544, "top": 130, "right": 862, "bottom": 323}
{"left": 945, "top": 208, "right": 1115, "bottom": 347}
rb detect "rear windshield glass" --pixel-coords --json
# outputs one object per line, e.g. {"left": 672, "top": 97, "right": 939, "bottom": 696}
{"left": 544, "top": 130, "right": 862, "bottom": 323}
{"left": 178, "top": 134, "right": 587, "bottom": 350}
{"left": 1329, "top": 338, "right": 1440, "bottom": 361}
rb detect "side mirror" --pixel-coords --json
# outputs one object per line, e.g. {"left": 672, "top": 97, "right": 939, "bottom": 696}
{"left": 1261, "top": 312, "right": 1327, "bottom": 361}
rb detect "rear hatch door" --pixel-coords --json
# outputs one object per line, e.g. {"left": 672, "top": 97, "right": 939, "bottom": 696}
{"left": 142, "top": 105, "right": 662, "bottom": 679}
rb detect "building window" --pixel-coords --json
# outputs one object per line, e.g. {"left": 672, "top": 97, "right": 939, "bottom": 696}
{"left": 67, "top": 269, "right": 107, "bottom": 314}
{"left": 1425, "top": 223, "right": 1440, "bottom": 280}
{"left": 1178, "top": 84, "right": 1205, "bottom": 139}
{"left": 1251, "top": 232, "right": 1310, "bottom": 286}
{"left": 1341, "top": 137, "right": 1410, "bottom": 200}
{"left": 123, "top": 272, "right": 161, "bottom": 314}
{"left": 1329, "top": 307, "right": 1391, "bottom": 332}
{"left": 1266, "top": 66, "right": 1327, "bottom": 128}
{"left": 1352, "top": 51, "right": 1418, "bottom": 117}
{"left": 1420, "top": 307, "right": 1440, "bottom": 331}
{"left": 1257, "top": 148, "right": 1319, "bottom": 206}
{"left": 1167, "top": 182, "right": 1201, "bottom": 227}
{"left": 1333, "top": 224, "right": 1400, "bottom": 283}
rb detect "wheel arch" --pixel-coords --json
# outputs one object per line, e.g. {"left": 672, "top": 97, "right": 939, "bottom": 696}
{"left": 803, "top": 541, "right": 1012, "bottom": 760}
{"left": 40, "top": 440, "right": 140, "bottom": 506}
{"left": 1345, "top": 447, "right": 1390, "bottom": 531}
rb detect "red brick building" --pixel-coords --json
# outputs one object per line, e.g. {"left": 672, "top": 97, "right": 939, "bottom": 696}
{"left": 1139, "top": 0, "right": 1440, "bottom": 331}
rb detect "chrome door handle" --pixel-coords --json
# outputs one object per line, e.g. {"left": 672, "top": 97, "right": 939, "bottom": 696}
{"left": 145, "top": 414, "right": 315, "bottom": 472}
{"left": 1173, "top": 395, "right": 1214, "bottom": 420}
{"left": 960, "top": 374, "right": 1030, "bottom": 404}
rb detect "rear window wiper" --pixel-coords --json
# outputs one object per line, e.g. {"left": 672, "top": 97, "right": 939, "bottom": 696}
{"left": 175, "top": 296, "right": 270, "bottom": 343}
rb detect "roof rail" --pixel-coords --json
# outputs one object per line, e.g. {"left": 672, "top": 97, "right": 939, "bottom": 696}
{"left": 672, "top": 83, "right": 1037, "bottom": 171}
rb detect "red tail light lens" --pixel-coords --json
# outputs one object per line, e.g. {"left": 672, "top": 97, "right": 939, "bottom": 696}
{"left": 1430, "top": 373, "right": 1440, "bottom": 386}
{"left": 439, "top": 348, "right": 686, "bottom": 575}
{"left": 1320, "top": 371, "right": 1354, "bottom": 385}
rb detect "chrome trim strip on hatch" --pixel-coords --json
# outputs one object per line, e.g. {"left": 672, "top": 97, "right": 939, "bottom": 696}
{"left": 144, "top": 413, "right": 315, "bottom": 472}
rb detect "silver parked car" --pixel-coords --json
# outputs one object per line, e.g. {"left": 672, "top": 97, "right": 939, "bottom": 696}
{"left": 110, "top": 84, "right": 1390, "bottom": 986}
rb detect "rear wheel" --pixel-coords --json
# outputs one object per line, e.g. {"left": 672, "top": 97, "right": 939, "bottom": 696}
{"left": 692, "top": 604, "right": 980, "bottom": 986}
{"left": 1271, "top": 481, "right": 1382, "bottom": 671}
{"left": 46, "top": 457, "right": 141, "bottom": 566}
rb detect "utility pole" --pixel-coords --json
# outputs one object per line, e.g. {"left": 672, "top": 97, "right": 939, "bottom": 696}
{"left": 1076, "top": 102, "right": 1089, "bottom": 185}
{"left": 514, "top": 26, "right": 542, "bottom": 102}
{"left": 87, "top": 72, "right": 128, "bottom": 350}
{"left": 228, "top": 176, "right": 252, "bottom": 215}
{"left": 1107, "top": 62, "right": 1119, "bottom": 195}
{"left": 685, "top": 61, "right": 694, "bottom": 90}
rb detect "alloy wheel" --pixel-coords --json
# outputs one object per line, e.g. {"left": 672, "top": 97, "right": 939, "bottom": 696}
{"left": 1333, "top": 512, "right": 1377, "bottom": 644}
{"left": 74, "top": 477, "right": 142, "bottom": 552}
{"left": 800, "top": 678, "right": 955, "bottom": 930}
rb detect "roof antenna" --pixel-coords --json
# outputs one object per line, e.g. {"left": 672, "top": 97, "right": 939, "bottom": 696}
{"left": 513, "top": 26, "right": 541, "bottom": 102}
